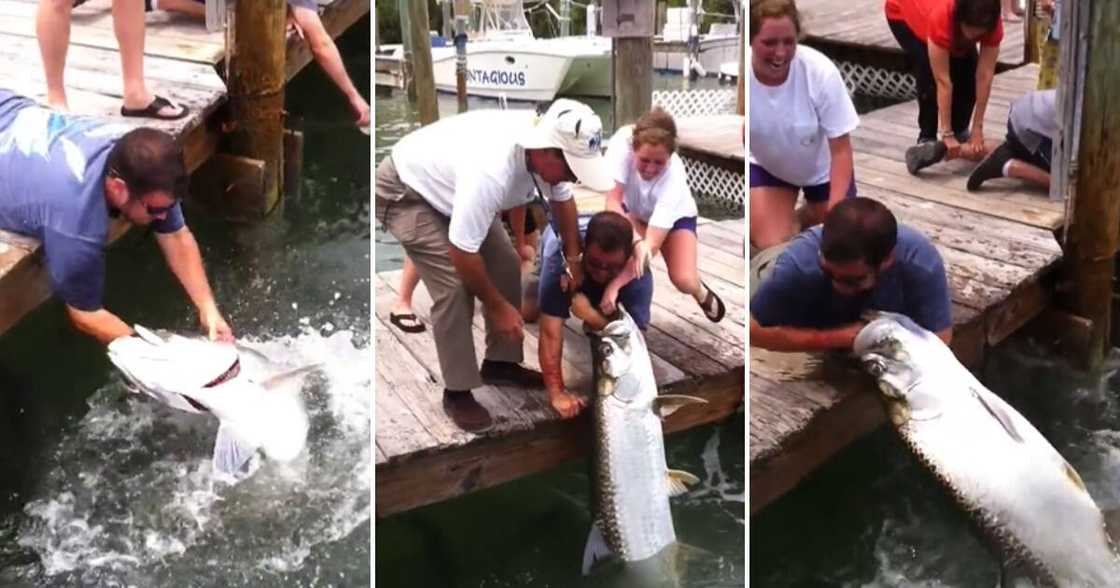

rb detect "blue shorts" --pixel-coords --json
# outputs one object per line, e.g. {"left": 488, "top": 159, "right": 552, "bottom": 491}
{"left": 537, "top": 225, "right": 653, "bottom": 328}
{"left": 749, "top": 163, "right": 857, "bottom": 203}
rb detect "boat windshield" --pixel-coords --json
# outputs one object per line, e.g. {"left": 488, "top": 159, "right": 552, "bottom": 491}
{"left": 470, "top": 0, "right": 535, "bottom": 41}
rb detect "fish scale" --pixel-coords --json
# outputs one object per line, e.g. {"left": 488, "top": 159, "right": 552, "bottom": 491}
{"left": 587, "top": 310, "right": 679, "bottom": 566}
{"left": 857, "top": 313, "right": 1120, "bottom": 587}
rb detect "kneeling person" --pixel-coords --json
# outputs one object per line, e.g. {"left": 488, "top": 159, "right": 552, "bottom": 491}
{"left": 750, "top": 197, "right": 952, "bottom": 351}
{"left": 967, "top": 89, "right": 1056, "bottom": 192}
{"left": 538, "top": 211, "right": 653, "bottom": 418}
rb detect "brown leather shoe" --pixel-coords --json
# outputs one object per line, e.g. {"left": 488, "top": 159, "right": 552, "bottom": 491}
{"left": 442, "top": 389, "right": 493, "bottom": 432}
{"left": 480, "top": 360, "right": 544, "bottom": 388}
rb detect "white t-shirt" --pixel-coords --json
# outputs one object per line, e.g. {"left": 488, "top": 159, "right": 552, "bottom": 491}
{"left": 748, "top": 45, "right": 859, "bottom": 186}
{"left": 606, "top": 126, "right": 698, "bottom": 229}
{"left": 390, "top": 109, "right": 572, "bottom": 253}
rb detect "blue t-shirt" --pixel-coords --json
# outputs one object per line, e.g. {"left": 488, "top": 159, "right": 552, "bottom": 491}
{"left": 750, "top": 225, "right": 952, "bottom": 332}
{"left": 538, "top": 214, "right": 654, "bottom": 329}
{"left": 0, "top": 90, "right": 185, "bottom": 311}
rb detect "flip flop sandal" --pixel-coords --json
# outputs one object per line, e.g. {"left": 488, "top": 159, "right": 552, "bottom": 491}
{"left": 389, "top": 312, "right": 426, "bottom": 333}
{"left": 698, "top": 281, "right": 725, "bottom": 323}
{"left": 120, "top": 95, "right": 189, "bottom": 121}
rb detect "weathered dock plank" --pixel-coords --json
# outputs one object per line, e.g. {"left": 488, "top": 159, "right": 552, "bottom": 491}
{"left": 749, "top": 65, "right": 1063, "bottom": 513}
{"left": 376, "top": 216, "right": 745, "bottom": 518}
{"left": 796, "top": 0, "right": 1028, "bottom": 68}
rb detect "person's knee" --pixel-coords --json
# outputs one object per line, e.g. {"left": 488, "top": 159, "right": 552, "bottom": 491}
{"left": 668, "top": 266, "right": 699, "bottom": 294}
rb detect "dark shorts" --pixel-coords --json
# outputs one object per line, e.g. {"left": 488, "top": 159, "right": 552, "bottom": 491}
{"left": 1006, "top": 119, "right": 1053, "bottom": 172}
{"left": 749, "top": 163, "right": 858, "bottom": 203}
{"left": 537, "top": 225, "right": 653, "bottom": 328}
{"left": 622, "top": 204, "right": 697, "bottom": 234}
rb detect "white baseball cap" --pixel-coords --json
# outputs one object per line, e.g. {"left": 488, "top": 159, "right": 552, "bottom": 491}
{"left": 521, "top": 99, "right": 613, "bottom": 191}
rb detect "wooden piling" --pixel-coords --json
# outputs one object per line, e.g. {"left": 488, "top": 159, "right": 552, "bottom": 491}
{"left": 612, "top": 38, "right": 653, "bottom": 127}
{"left": 226, "top": 0, "right": 287, "bottom": 217}
{"left": 1061, "top": 0, "right": 1120, "bottom": 368}
{"left": 406, "top": 0, "right": 439, "bottom": 125}
{"left": 397, "top": 0, "right": 416, "bottom": 100}
{"left": 454, "top": 0, "right": 470, "bottom": 113}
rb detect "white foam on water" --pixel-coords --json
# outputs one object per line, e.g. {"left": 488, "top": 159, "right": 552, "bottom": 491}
{"left": 16, "top": 328, "right": 370, "bottom": 585}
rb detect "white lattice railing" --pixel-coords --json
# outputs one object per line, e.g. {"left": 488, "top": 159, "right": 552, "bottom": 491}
{"left": 683, "top": 158, "right": 744, "bottom": 211}
{"left": 835, "top": 60, "right": 916, "bottom": 100}
{"left": 651, "top": 89, "right": 743, "bottom": 210}
{"left": 652, "top": 89, "right": 738, "bottom": 118}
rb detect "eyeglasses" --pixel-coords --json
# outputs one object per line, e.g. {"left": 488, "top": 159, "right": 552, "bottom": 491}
{"left": 819, "top": 257, "right": 876, "bottom": 289}
{"left": 145, "top": 203, "right": 175, "bottom": 216}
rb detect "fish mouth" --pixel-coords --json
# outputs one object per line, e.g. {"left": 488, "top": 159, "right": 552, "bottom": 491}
{"left": 204, "top": 358, "right": 241, "bottom": 388}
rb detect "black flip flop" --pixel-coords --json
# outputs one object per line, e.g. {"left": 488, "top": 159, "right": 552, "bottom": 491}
{"left": 120, "top": 95, "right": 189, "bottom": 121}
{"left": 389, "top": 312, "right": 426, "bottom": 333}
{"left": 698, "top": 281, "right": 725, "bottom": 323}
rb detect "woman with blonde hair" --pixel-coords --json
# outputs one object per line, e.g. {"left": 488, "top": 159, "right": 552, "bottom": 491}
{"left": 601, "top": 108, "right": 724, "bottom": 323}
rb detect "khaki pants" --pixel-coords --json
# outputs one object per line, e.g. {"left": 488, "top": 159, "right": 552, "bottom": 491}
{"left": 376, "top": 158, "right": 522, "bottom": 390}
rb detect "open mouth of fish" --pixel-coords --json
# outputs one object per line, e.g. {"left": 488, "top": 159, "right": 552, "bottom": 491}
{"left": 205, "top": 358, "right": 241, "bottom": 388}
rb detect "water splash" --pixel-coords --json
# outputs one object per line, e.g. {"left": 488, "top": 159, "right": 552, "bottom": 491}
{"left": 15, "top": 329, "right": 369, "bottom": 586}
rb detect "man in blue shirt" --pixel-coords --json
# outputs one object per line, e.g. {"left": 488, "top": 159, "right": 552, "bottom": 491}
{"left": 537, "top": 210, "right": 653, "bottom": 417}
{"left": 0, "top": 90, "right": 231, "bottom": 344}
{"left": 750, "top": 197, "right": 952, "bottom": 351}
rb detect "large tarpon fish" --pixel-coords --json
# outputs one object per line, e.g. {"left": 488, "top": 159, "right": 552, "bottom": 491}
{"left": 854, "top": 312, "right": 1120, "bottom": 586}
{"left": 107, "top": 325, "right": 315, "bottom": 476}
{"left": 575, "top": 297, "right": 706, "bottom": 576}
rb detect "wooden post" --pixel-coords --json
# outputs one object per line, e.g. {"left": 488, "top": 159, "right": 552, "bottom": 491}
{"left": 1024, "top": 0, "right": 1041, "bottom": 64}
{"left": 398, "top": 0, "right": 416, "bottom": 100}
{"left": 226, "top": 0, "right": 286, "bottom": 216}
{"left": 407, "top": 0, "right": 439, "bottom": 125}
{"left": 1061, "top": 0, "right": 1120, "bottom": 368}
{"left": 454, "top": 0, "right": 469, "bottom": 113}
{"left": 612, "top": 38, "right": 653, "bottom": 128}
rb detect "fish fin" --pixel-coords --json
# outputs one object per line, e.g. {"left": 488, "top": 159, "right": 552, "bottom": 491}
{"left": 133, "top": 324, "right": 164, "bottom": 346}
{"left": 1063, "top": 460, "right": 1088, "bottom": 493}
{"left": 581, "top": 521, "right": 613, "bottom": 576}
{"left": 212, "top": 421, "right": 258, "bottom": 475}
{"left": 655, "top": 394, "right": 708, "bottom": 419}
{"left": 667, "top": 469, "right": 700, "bottom": 497}
{"left": 971, "top": 387, "right": 1025, "bottom": 443}
{"left": 259, "top": 364, "right": 324, "bottom": 390}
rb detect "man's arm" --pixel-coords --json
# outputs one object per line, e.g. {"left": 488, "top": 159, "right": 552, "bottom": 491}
{"left": 66, "top": 306, "right": 132, "bottom": 345}
{"left": 538, "top": 314, "right": 586, "bottom": 418}
{"left": 550, "top": 197, "right": 585, "bottom": 290}
{"left": 750, "top": 316, "right": 864, "bottom": 352}
{"left": 447, "top": 244, "right": 523, "bottom": 343}
{"left": 967, "top": 44, "right": 1000, "bottom": 155}
{"left": 936, "top": 327, "right": 953, "bottom": 345}
{"left": 155, "top": 226, "right": 232, "bottom": 341}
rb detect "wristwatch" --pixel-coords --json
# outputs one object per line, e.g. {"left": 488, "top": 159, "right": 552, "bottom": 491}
{"left": 939, "top": 129, "right": 955, "bottom": 139}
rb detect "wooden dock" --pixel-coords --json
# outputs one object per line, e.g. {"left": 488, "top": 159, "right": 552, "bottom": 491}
{"left": 796, "top": 0, "right": 1028, "bottom": 69}
{"left": 0, "top": 0, "right": 368, "bottom": 337}
{"left": 750, "top": 64, "right": 1064, "bottom": 513}
{"left": 376, "top": 202, "right": 745, "bottom": 517}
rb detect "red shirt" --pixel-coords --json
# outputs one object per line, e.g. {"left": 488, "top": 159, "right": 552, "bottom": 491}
{"left": 885, "top": 0, "right": 1003, "bottom": 54}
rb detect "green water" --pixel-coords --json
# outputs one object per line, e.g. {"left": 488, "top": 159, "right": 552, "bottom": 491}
{"left": 374, "top": 75, "right": 744, "bottom": 587}
{"left": 0, "top": 18, "right": 372, "bottom": 587}
{"left": 751, "top": 339, "right": 1120, "bottom": 586}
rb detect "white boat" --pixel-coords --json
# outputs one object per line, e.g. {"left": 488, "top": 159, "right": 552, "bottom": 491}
{"left": 653, "top": 6, "right": 742, "bottom": 76}
{"left": 378, "top": 0, "right": 611, "bottom": 102}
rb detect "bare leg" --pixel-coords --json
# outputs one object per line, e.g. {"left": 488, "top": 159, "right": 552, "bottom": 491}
{"left": 1007, "top": 159, "right": 1051, "bottom": 189}
{"left": 660, "top": 229, "right": 703, "bottom": 301}
{"left": 37, "top": 0, "right": 72, "bottom": 109}
{"left": 749, "top": 185, "right": 799, "bottom": 249}
{"left": 392, "top": 257, "right": 421, "bottom": 316}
